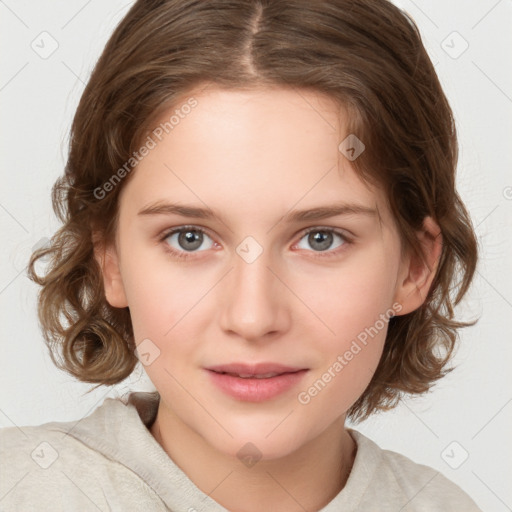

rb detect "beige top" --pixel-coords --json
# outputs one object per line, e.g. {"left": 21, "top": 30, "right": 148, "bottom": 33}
{"left": 0, "top": 391, "right": 482, "bottom": 511}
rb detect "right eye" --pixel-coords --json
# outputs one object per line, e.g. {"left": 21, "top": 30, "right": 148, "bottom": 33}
{"left": 162, "top": 226, "right": 216, "bottom": 256}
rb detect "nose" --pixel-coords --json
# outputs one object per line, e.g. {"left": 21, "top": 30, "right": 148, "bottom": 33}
{"left": 218, "top": 246, "right": 291, "bottom": 342}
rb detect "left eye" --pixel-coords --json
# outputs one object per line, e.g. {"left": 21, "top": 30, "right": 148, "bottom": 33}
{"left": 164, "top": 228, "right": 215, "bottom": 252}
{"left": 296, "top": 229, "right": 347, "bottom": 252}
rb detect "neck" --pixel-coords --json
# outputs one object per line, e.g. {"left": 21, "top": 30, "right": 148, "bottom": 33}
{"left": 150, "top": 404, "right": 356, "bottom": 512}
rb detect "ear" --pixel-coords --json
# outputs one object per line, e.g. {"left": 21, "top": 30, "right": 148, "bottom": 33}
{"left": 393, "top": 217, "right": 443, "bottom": 315}
{"left": 93, "top": 234, "right": 128, "bottom": 308}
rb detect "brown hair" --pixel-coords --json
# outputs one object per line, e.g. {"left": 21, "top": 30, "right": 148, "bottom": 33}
{"left": 28, "top": 0, "right": 477, "bottom": 423}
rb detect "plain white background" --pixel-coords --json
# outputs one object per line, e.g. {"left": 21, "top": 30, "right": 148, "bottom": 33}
{"left": 1, "top": 1, "right": 511, "bottom": 510}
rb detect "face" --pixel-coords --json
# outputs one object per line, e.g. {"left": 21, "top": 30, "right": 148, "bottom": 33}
{"left": 101, "top": 86, "right": 415, "bottom": 461}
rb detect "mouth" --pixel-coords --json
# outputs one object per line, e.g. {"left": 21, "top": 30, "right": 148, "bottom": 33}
{"left": 206, "top": 362, "right": 307, "bottom": 377}
{"left": 211, "top": 371, "right": 292, "bottom": 379}
{"left": 205, "top": 363, "right": 309, "bottom": 402}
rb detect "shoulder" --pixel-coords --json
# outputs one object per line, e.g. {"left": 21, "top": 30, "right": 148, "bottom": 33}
{"left": 0, "top": 415, "right": 111, "bottom": 467}
{"left": 0, "top": 404, "right": 165, "bottom": 511}
{"left": 380, "top": 447, "right": 481, "bottom": 510}
{"left": 0, "top": 422, "right": 109, "bottom": 510}
{"left": 349, "top": 429, "right": 482, "bottom": 511}
{"left": 0, "top": 421, "right": 80, "bottom": 471}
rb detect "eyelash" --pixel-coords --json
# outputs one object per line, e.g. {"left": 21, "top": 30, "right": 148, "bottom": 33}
{"left": 158, "top": 225, "right": 352, "bottom": 261}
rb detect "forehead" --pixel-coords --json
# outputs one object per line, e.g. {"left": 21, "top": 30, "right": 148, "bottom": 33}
{"left": 119, "top": 87, "right": 389, "bottom": 226}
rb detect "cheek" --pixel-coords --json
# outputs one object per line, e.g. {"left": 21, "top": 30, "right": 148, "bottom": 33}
{"left": 122, "top": 254, "right": 207, "bottom": 394}
{"left": 296, "top": 340, "right": 384, "bottom": 429}
{"left": 295, "top": 293, "right": 389, "bottom": 423}
{"left": 292, "top": 249, "right": 397, "bottom": 411}
{"left": 293, "top": 247, "right": 398, "bottom": 343}
{"left": 119, "top": 240, "right": 210, "bottom": 337}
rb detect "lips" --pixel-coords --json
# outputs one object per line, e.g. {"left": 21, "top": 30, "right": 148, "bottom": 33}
{"left": 205, "top": 362, "right": 309, "bottom": 402}
{"left": 206, "top": 362, "right": 306, "bottom": 378}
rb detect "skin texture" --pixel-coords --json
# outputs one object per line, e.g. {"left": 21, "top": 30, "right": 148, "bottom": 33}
{"left": 96, "top": 86, "right": 442, "bottom": 511}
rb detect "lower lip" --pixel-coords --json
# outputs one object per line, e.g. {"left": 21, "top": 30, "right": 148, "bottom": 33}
{"left": 206, "top": 369, "right": 308, "bottom": 402}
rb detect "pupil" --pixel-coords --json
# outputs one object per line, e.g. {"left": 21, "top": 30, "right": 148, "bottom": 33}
{"left": 309, "top": 231, "right": 332, "bottom": 251}
{"left": 179, "top": 230, "right": 203, "bottom": 251}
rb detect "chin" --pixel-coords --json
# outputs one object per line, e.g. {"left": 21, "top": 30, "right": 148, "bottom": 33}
{"left": 202, "top": 417, "right": 308, "bottom": 463}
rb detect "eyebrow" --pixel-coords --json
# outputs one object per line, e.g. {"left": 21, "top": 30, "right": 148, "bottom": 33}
{"left": 137, "top": 200, "right": 377, "bottom": 223}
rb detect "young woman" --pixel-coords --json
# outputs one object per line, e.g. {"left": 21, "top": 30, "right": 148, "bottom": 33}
{"left": 1, "top": 1, "right": 481, "bottom": 510}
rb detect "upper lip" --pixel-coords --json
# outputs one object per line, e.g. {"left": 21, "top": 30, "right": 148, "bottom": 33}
{"left": 206, "top": 362, "right": 307, "bottom": 376}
